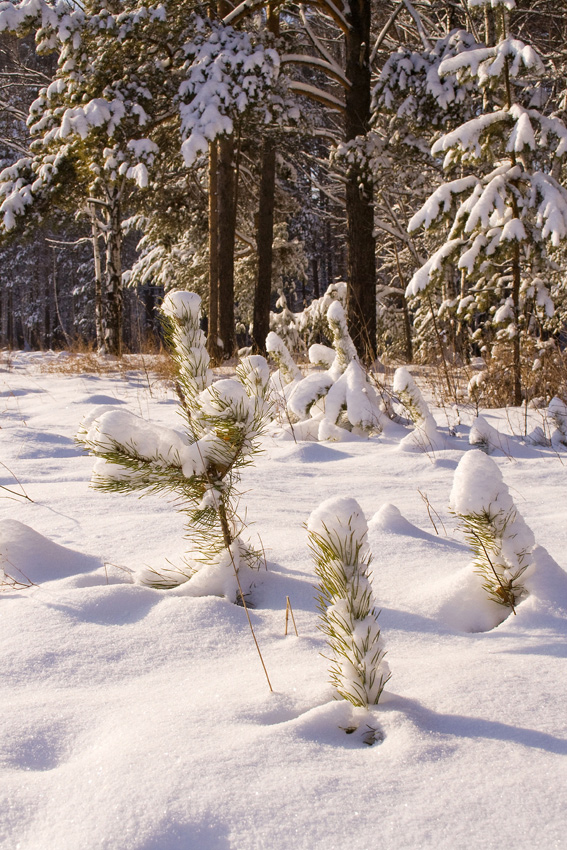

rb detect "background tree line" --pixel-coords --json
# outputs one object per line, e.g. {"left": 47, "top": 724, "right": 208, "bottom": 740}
{"left": 0, "top": 0, "right": 566, "bottom": 403}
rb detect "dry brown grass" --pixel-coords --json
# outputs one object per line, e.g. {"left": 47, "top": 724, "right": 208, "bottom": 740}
{"left": 37, "top": 346, "right": 176, "bottom": 383}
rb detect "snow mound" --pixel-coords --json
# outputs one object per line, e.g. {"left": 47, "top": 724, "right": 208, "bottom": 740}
{"left": 435, "top": 566, "right": 510, "bottom": 632}
{"left": 273, "top": 443, "right": 351, "bottom": 463}
{"left": 74, "top": 394, "right": 127, "bottom": 406}
{"left": 370, "top": 503, "right": 416, "bottom": 535}
{"left": 525, "top": 545, "right": 567, "bottom": 613}
{"left": 431, "top": 545, "right": 567, "bottom": 633}
{"left": 0, "top": 520, "right": 101, "bottom": 584}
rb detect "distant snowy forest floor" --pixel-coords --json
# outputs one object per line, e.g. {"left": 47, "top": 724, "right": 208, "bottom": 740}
{"left": 1, "top": 351, "right": 566, "bottom": 850}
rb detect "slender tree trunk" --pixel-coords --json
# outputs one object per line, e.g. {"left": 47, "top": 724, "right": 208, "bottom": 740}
{"left": 312, "top": 257, "right": 320, "bottom": 299}
{"left": 252, "top": 135, "right": 276, "bottom": 354}
{"left": 511, "top": 242, "right": 522, "bottom": 406}
{"left": 104, "top": 194, "right": 123, "bottom": 357}
{"left": 503, "top": 49, "right": 522, "bottom": 406}
{"left": 217, "top": 135, "right": 236, "bottom": 357}
{"left": 344, "top": 0, "right": 376, "bottom": 363}
{"left": 393, "top": 241, "right": 412, "bottom": 362}
{"left": 208, "top": 141, "right": 221, "bottom": 360}
{"left": 215, "top": 0, "right": 237, "bottom": 358}
{"left": 89, "top": 204, "right": 105, "bottom": 352}
{"left": 251, "top": 4, "right": 279, "bottom": 355}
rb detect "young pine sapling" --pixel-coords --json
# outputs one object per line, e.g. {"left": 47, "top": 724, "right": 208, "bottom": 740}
{"left": 78, "top": 292, "right": 271, "bottom": 601}
{"left": 450, "top": 450, "right": 535, "bottom": 616}
{"left": 307, "top": 496, "right": 391, "bottom": 708}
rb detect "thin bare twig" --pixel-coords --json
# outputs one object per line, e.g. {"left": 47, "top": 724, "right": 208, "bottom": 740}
{"left": 285, "top": 596, "right": 299, "bottom": 636}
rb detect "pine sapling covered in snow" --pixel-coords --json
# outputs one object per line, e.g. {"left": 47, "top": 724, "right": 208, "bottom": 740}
{"left": 77, "top": 292, "right": 270, "bottom": 600}
{"left": 393, "top": 367, "right": 443, "bottom": 451}
{"left": 161, "top": 291, "right": 213, "bottom": 410}
{"left": 266, "top": 332, "right": 302, "bottom": 387}
{"left": 307, "top": 497, "right": 390, "bottom": 708}
{"left": 469, "top": 415, "right": 511, "bottom": 455}
{"left": 450, "top": 450, "right": 535, "bottom": 615}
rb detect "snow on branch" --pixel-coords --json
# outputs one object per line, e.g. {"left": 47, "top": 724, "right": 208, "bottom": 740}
{"left": 405, "top": 238, "right": 464, "bottom": 296}
{"left": 179, "top": 21, "right": 298, "bottom": 166}
{"left": 408, "top": 175, "right": 478, "bottom": 231}
{"left": 438, "top": 36, "right": 544, "bottom": 84}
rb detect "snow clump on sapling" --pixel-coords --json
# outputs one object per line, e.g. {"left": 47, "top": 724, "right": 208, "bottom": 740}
{"left": 308, "top": 343, "right": 335, "bottom": 369}
{"left": 78, "top": 292, "right": 270, "bottom": 599}
{"left": 266, "top": 331, "right": 302, "bottom": 386}
{"left": 450, "top": 450, "right": 536, "bottom": 616}
{"left": 307, "top": 496, "right": 391, "bottom": 708}
{"left": 161, "top": 290, "right": 212, "bottom": 408}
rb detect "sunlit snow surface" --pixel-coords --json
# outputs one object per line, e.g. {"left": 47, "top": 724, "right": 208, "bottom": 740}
{"left": 1, "top": 352, "right": 566, "bottom": 850}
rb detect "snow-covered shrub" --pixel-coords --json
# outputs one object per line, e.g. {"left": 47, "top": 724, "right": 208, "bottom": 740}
{"left": 308, "top": 343, "right": 335, "bottom": 369}
{"left": 269, "top": 281, "right": 346, "bottom": 349}
{"left": 450, "top": 451, "right": 536, "bottom": 616}
{"left": 78, "top": 292, "right": 270, "bottom": 599}
{"left": 307, "top": 496, "right": 390, "bottom": 708}
{"left": 281, "top": 302, "right": 387, "bottom": 441}
{"left": 268, "top": 291, "right": 304, "bottom": 353}
{"left": 393, "top": 367, "right": 443, "bottom": 451}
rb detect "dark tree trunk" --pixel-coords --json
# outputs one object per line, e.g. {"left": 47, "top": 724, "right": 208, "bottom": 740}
{"left": 208, "top": 141, "right": 221, "bottom": 360}
{"left": 251, "top": 5, "right": 279, "bottom": 355}
{"left": 104, "top": 194, "right": 123, "bottom": 357}
{"left": 344, "top": 0, "right": 376, "bottom": 363}
{"left": 252, "top": 135, "right": 276, "bottom": 354}
{"left": 217, "top": 135, "right": 236, "bottom": 358}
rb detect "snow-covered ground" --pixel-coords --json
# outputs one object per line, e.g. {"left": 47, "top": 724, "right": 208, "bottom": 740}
{"left": 1, "top": 351, "right": 566, "bottom": 850}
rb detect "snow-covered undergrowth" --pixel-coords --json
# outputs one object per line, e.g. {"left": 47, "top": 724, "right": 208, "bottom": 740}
{"left": 267, "top": 300, "right": 390, "bottom": 442}
{"left": 1, "top": 351, "right": 567, "bottom": 849}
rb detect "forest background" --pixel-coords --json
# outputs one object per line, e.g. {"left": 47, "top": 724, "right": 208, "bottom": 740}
{"left": 1, "top": 0, "right": 567, "bottom": 408}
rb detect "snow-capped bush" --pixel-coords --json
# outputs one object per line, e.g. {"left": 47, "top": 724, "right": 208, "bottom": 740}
{"left": 269, "top": 281, "right": 346, "bottom": 348}
{"left": 308, "top": 344, "right": 335, "bottom": 369}
{"left": 277, "top": 302, "right": 387, "bottom": 441}
{"left": 450, "top": 451, "right": 536, "bottom": 616}
{"left": 307, "top": 496, "right": 390, "bottom": 708}
{"left": 78, "top": 292, "right": 269, "bottom": 599}
{"left": 266, "top": 331, "right": 302, "bottom": 385}
{"left": 161, "top": 290, "right": 212, "bottom": 408}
